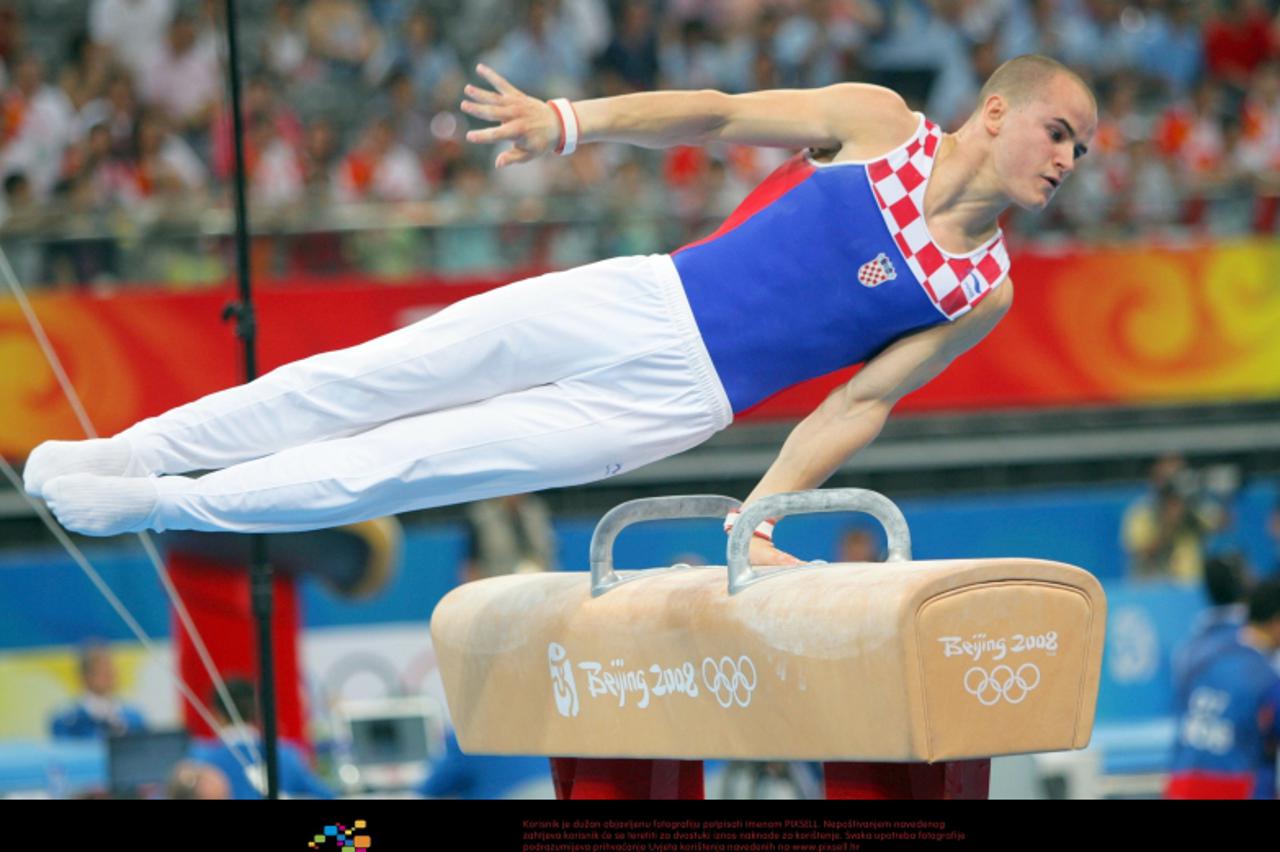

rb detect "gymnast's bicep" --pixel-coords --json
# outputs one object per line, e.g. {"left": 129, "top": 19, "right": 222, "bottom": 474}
{"left": 708, "top": 83, "right": 911, "bottom": 150}
{"left": 842, "top": 278, "right": 1014, "bottom": 410}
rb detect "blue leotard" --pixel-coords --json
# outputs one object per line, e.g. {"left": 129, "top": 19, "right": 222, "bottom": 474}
{"left": 672, "top": 113, "right": 1011, "bottom": 413}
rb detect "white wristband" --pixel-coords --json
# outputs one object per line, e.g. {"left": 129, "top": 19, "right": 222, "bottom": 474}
{"left": 724, "top": 510, "right": 776, "bottom": 543}
{"left": 547, "top": 97, "right": 579, "bottom": 156}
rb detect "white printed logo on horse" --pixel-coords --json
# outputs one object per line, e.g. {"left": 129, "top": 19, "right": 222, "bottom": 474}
{"left": 547, "top": 643, "right": 757, "bottom": 716}
{"left": 548, "top": 642, "right": 580, "bottom": 718}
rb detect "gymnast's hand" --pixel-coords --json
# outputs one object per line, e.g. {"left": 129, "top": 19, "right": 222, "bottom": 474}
{"left": 749, "top": 536, "right": 805, "bottom": 567}
{"left": 461, "top": 64, "right": 560, "bottom": 169}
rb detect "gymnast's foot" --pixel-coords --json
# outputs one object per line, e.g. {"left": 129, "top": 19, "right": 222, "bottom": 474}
{"left": 23, "top": 437, "right": 136, "bottom": 498}
{"left": 42, "top": 474, "right": 158, "bottom": 537}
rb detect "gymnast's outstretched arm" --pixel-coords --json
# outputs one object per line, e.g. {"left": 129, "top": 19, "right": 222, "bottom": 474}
{"left": 460, "top": 64, "right": 917, "bottom": 168}
{"left": 741, "top": 280, "right": 1015, "bottom": 565}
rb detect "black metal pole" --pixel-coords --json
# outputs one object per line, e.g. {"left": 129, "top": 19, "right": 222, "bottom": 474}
{"left": 221, "top": 0, "right": 280, "bottom": 800}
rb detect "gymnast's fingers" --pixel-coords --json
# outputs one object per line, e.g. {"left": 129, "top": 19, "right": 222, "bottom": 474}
{"left": 475, "top": 63, "right": 521, "bottom": 97}
{"left": 466, "top": 121, "right": 524, "bottom": 145}
{"left": 748, "top": 537, "right": 805, "bottom": 567}
{"left": 463, "top": 83, "right": 502, "bottom": 104}
{"left": 496, "top": 146, "right": 537, "bottom": 169}
{"left": 460, "top": 99, "right": 515, "bottom": 122}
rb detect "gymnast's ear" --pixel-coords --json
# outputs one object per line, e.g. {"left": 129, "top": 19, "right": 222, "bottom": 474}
{"left": 980, "top": 93, "right": 1009, "bottom": 137}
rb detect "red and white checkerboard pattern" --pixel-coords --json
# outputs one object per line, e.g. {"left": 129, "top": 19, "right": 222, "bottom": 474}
{"left": 865, "top": 119, "right": 1011, "bottom": 319}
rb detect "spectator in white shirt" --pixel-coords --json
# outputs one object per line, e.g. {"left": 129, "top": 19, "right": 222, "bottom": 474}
{"left": 0, "top": 53, "right": 77, "bottom": 201}
{"left": 76, "top": 71, "right": 138, "bottom": 159}
{"left": 303, "top": 0, "right": 382, "bottom": 79}
{"left": 249, "top": 115, "right": 305, "bottom": 207}
{"left": 89, "top": 0, "right": 176, "bottom": 78}
{"left": 263, "top": 0, "right": 312, "bottom": 83}
{"left": 139, "top": 13, "right": 222, "bottom": 135}
{"left": 60, "top": 32, "right": 113, "bottom": 116}
{"left": 134, "top": 109, "right": 207, "bottom": 199}
{"left": 332, "top": 116, "right": 427, "bottom": 203}
{"left": 64, "top": 121, "right": 144, "bottom": 212}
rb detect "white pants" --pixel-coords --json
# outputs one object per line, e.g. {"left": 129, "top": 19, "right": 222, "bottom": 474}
{"left": 117, "top": 254, "right": 734, "bottom": 533}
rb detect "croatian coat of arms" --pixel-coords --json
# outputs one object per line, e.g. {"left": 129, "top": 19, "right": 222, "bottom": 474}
{"left": 858, "top": 252, "right": 897, "bottom": 287}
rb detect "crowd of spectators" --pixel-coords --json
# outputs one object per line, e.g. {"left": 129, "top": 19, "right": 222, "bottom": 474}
{"left": 3, "top": 0, "right": 1280, "bottom": 287}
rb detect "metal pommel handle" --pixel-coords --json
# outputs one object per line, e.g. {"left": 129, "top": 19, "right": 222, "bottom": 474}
{"left": 590, "top": 495, "right": 742, "bottom": 597}
{"left": 726, "top": 488, "right": 912, "bottom": 595}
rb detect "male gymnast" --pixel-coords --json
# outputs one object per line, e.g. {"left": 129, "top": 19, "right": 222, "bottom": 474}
{"left": 24, "top": 54, "right": 1096, "bottom": 568}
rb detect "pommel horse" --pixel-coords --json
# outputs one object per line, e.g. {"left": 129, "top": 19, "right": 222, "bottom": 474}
{"left": 431, "top": 489, "right": 1107, "bottom": 799}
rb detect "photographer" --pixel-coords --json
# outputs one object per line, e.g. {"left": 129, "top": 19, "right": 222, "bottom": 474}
{"left": 1122, "top": 454, "right": 1230, "bottom": 584}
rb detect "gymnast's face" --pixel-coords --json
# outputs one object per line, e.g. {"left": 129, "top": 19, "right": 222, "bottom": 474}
{"left": 992, "top": 74, "right": 1096, "bottom": 212}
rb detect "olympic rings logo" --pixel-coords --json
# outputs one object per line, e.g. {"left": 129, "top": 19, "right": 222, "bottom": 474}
{"left": 701, "top": 655, "right": 757, "bottom": 708}
{"left": 963, "top": 664, "right": 1040, "bottom": 706}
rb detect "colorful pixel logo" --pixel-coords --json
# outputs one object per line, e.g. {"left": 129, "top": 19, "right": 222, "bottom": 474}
{"left": 309, "top": 821, "right": 370, "bottom": 850}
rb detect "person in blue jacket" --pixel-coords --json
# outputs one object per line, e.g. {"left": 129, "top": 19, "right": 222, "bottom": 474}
{"left": 420, "top": 730, "right": 552, "bottom": 799}
{"left": 1171, "top": 553, "right": 1251, "bottom": 691}
{"left": 49, "top": 641, "right": 147, "bottom": 740}
{"left": 1166, "top": 576, "right": 1280, "bottom": 799}
{"left": 189, "top": 678, "right": 334, "bottom": 800}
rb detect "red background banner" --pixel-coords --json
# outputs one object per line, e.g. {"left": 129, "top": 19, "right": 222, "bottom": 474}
{"left": 3, "top": 239, "right": 1278, "bottom": 458}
